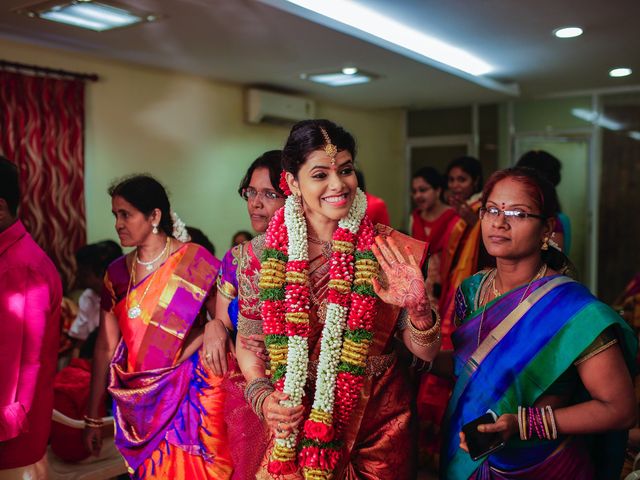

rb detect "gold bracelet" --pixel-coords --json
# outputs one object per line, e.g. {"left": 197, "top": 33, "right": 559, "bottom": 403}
{"left": 83, "top": 415, "right": 104, "bottom": 428}
{"left": 407, "top": 309, "right": 441, "bottom": 347}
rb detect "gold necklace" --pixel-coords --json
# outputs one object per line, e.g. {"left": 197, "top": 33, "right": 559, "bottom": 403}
{"left": 477, "top": 263, "right": 548, "bottom": 346}
{"left": 126, "top": 242, "right": 170, "bottom": 319}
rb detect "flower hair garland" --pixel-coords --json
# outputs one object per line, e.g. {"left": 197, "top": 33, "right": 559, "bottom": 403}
{"left": 279, "top": 171, "right": 292, "bottom": 197}
{"left": 171, "top": 211, "right": 190, "bottom": 242}
{"left": 260, "top": 188, "right": 379, "bottom": 478}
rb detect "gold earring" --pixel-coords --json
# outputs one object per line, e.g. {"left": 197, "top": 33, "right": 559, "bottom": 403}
{"left": 541, "top": 237, "right": 549, "bottom": 251}
{"left": 152, "top": 224, "right": 159, "bottom": 234}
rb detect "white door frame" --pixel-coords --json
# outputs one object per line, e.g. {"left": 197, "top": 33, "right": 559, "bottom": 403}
{"left": 511, "top": 129, "right": 597, "bottom": 292}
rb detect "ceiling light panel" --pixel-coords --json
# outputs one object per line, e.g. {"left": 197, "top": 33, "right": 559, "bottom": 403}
{"left": 303, "top": 71, "right": 373, "bottom": 87}
{"left": 16, "top": 1, "right": 155, "bottom": 32}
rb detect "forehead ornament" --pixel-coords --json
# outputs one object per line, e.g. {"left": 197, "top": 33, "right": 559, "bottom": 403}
{"left": 320, "top": 127, "right": 338, "bottom": 166}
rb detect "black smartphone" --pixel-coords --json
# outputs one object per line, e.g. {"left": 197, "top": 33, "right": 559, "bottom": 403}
{"left": 461, "top": 412, "right": 505, "bottom": 461}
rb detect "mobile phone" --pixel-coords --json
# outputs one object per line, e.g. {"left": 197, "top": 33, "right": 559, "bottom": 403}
{"left": 461, "top": 412, "right": 505, "bottom": 461}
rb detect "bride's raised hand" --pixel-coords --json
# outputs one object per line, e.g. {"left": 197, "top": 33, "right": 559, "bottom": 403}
{"left": 371, "top": 235, "right": 433, "bottom": 330}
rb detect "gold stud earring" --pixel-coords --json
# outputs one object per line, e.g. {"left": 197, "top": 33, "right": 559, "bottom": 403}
{"left": 541, "top": 237, "right": 549, "bottom": 251}
{"left": 152, "top": 224, "right": 159, "bottom": 235}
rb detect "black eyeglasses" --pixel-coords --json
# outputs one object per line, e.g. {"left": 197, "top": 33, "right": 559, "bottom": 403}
{"left": 479, "top": 206, "right": 546, "bottom": 222}
{"left": 241, "top": 187, "right": 283, "bottom": 202}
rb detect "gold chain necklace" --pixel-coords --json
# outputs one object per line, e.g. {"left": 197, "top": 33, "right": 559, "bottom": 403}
{"left": 126, "top": 242, "right": 171, "bottom": 319}
{"left": 477, "top": 263, "right": 548, "bottom": 347}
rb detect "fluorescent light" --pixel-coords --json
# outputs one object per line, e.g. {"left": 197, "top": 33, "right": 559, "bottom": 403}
{"left": 341, "top": 66, "right": 358, "bottom": 75}
{"left": 64, "top": 3, "right": 141, "bottom": 26}
{"left": 609, "top": 68, "right": 632, "bottom": 78}
{"left": 40, "top": 10, "right": 107, "bottom": 30}
{"left": 21, "top": 1, "right": 154, "bottom": 32}
{"left": 283, "top": 0, "right": 492, "bottom": 76}
{"left": 629, "top": 131, "right": 640, "bottom": 141}
{"left": 571, "top": 108, "right": 625, "bottom": 130}
{"left": 553, "top": 27, "right": 583, "bottom": 38}
{"left": 306, "top": 72, "right": 372, "bottom": 87}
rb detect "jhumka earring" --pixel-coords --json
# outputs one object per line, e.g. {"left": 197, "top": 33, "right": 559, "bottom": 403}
{"left": 152, "top": 224, "right": 159, "bottom": 235}
{"left": 541, "top": 237, "right": 549, "bottom": 251}
{"left": 319, "top": 126, "right": 337, "bottom": 166}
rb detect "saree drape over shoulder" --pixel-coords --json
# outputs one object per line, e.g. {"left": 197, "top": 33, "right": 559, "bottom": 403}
{"left": 237, "top": 229, "right": 428, "bottom": 480}
{"left": 101, "top": 244, "right": 232, "bottom": 479}
{"left": 442, "top": 272, "right": 637, "bottom": 480}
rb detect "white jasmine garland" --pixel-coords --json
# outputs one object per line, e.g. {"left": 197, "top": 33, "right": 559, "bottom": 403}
{"left": 339, "top": 189, "right": 366, "bottom": 233}
{"left": 282, "top": 335, "right": 309, "bottom": 407}
{"left": 171, "top": 211, "right": 190, "bottom": 242}
{"left": 310, "top": 189, "right": 367, "bottom": 415}
{"left": 284, "top": 195, "right": 308, "bottom": 261}
{"left": 313, "top": 303, "right": 348, "bottom": 412}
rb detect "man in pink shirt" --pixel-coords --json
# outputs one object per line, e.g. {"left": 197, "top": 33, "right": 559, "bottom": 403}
{"left": 0, "top": 157, "right": 62, "bottom": 477}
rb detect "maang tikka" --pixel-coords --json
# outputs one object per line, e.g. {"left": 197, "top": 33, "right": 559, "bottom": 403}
{"left": 320, "top": 127, "right": 337, "bottom": 166}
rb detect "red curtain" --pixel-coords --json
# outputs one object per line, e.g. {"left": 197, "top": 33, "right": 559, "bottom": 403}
{"left": 0, "top": 70, "right": 86, "bottom": 290}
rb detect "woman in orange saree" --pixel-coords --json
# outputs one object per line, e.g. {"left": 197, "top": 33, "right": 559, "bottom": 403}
{"left": 84, "top": 175, "right": 232, "bottom": 479}
{"left": 235, "top": 119, "right": 441, "bottom": 480}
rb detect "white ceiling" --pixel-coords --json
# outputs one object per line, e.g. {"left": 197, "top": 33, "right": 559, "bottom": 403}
{"left": 1, "top": 0, "right": 638, "bottom": 109}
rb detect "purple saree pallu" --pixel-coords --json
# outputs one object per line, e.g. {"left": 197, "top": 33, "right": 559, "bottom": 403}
{"left": 471, "top": 439, "right": 594, "bottom": 479}
{"left": 110, "top": 343, "right": 208, "bottom": 472}
{"left": 106, "top": 244, "right": 221, "bottom": 474}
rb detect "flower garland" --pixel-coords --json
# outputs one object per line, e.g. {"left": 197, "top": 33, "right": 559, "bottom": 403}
{"left": 260, "top": 189, "right": 379, "bottom": 479}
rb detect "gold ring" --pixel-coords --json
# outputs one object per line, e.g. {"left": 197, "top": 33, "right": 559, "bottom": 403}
{"left": 205, "top": 353, "right": 212, "bottom": 359}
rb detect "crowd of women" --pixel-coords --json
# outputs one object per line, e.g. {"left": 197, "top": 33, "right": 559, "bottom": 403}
{"left": 82, "top": 118, "right": 637, "bottom": 479}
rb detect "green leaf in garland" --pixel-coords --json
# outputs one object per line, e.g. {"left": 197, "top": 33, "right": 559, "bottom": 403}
{"left": 353, "top": 283, "right": 376, "bottom": 297}
{"left": 344, "top": 329, "right": 374, "bottom": 342}
{"left": 265, "top": 334, "right": 288, "bottom": 347}
{"left": 260, "top": 287, "right": 285, "bottom": 301}
{"left": 354, "top": 250, "right": 377, "bottom": 262}
{"left": 271, "top": 364, "right": 287, "bottom": 381}
{"left": 338, "top": 361, "right": 365, "bottom": 376}
{"left": 300, "top": 439, "right": 343, "bottom": 449}
{"left": 261, "top": 248, "right": 287, "bottom": 263}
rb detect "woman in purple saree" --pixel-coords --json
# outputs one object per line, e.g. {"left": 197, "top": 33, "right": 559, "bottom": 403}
{"left": 441, "top": 167, "right": 637, "bottom": 479}
{"left": 84, "top": 175, "right": 233, "bottom": 479}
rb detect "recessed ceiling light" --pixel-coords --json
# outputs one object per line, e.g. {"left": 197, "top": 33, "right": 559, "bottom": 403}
{"left": 609, "top": 68, "right": 632, "bottom": 78}
{"left": 303, "top": 70, "right": 374, "bottom": 87}
{"left": 341, "top": 66, "right": 358, "bottom": 75}
{"left": 553, "top": 26, "right": 583, "bottom": 39}
{"left": 15, "top": 1, "right": 157, "bottom": 32}
{"left": 282, "top": 0, "right": 492, "bottom": 76}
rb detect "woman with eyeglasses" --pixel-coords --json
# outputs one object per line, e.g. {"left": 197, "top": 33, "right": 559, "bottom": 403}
{"left": 201, "top": 150, "right": 286, "bottom": 479}
{"left": 439, "top": 167, "right": 636, "bottom": 479}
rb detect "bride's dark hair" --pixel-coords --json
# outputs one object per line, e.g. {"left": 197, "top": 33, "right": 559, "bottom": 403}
{"left": 282, "top": 119, "right": 356, "bottom": 176}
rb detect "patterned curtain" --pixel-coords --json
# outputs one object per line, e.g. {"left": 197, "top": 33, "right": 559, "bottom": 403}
{"left": 0, "top": 70, "right": 86, "bottom": 290}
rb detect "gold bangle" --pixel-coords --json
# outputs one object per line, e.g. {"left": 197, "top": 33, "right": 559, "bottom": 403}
{"left": 83, "top": 415, "right": 104, "bottom": 428}
{"left": 407, "top": 309, "right": 441, "bottom": 347}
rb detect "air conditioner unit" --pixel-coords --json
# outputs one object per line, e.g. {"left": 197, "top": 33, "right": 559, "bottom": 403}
{"left": 245, "top": 88, "right": 315, "bottom": 125}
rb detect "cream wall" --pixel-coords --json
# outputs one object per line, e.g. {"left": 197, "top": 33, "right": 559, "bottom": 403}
{"left": 0, "top": 38, "right": 405, "bottom": 253}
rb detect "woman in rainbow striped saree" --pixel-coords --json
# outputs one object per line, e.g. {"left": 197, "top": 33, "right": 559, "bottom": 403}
{"left": 84, "top": 175, "right": 232, "bottom": 479}
{"left": 442, "top": 167, "right": 637, "bottom": 479}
